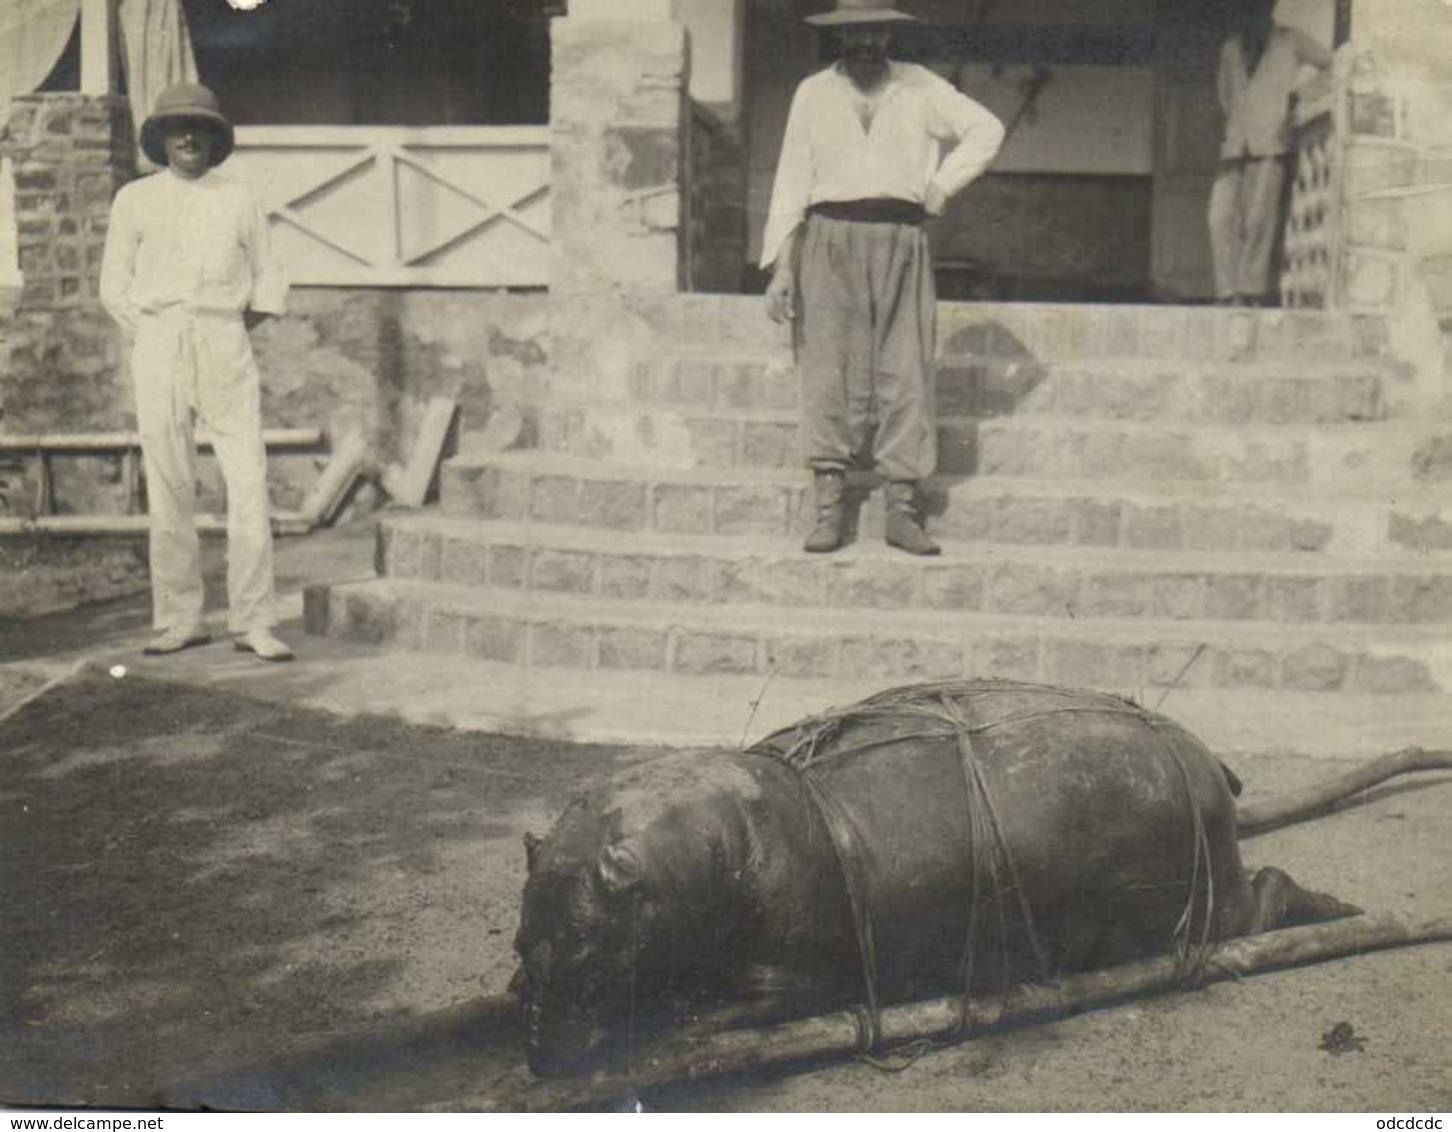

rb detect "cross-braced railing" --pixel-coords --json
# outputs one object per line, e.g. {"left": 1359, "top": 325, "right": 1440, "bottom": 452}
{"left": 228, "top": 126, "right": 551, "bottom": 288}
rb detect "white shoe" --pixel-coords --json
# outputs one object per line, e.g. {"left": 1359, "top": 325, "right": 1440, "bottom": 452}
{"left": 142, "top": 625, "right": 211, "bottom": 656}
{"left": 234, "top": 628, "right": 294, "bottom": 662}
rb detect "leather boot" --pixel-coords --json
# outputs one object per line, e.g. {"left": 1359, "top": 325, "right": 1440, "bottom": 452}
{"left": 884, "top": 480, "right": 940, "bottom": 556}
{"left": 803, "top": 468, "right": 847, "bottom": 554}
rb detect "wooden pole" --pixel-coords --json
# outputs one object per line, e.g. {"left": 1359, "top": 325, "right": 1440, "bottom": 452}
{"left": 494, "top": 913, "right": 1452, "bottom": 1112}
{"left": 0, "top": 428, "right": 325, "bottom": 452}
{"left": 0, "top": 512, "right": 313, "bottom": 536}
{"left": 1237, "top": 747, "right": 1452, "bottom": 836}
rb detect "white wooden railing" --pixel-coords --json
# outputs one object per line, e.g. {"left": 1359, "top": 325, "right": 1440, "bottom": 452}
{"left": 228, "top": 126, "right": 551, "bottom": 288}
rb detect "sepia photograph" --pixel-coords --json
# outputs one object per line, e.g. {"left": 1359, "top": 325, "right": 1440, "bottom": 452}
{"left": 1, "top": 0, "right": 1450, "bottom": 1115}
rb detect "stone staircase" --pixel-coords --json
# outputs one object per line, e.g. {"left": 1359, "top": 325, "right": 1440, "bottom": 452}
{"left": 305, "top": 297, "right": 1452, "bottom": 747}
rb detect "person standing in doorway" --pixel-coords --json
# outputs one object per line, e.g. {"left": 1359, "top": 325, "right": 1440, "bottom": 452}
{"left": 100, "top": 83, "right": 294, "bottom": 660}
{"left": 763, "top": 0, "right": 1004, "bottom": 556}
{"left": 1208, "top": 0, "right": 1332, "bottom": 307}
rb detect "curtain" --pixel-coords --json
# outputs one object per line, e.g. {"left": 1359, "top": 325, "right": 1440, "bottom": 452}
{"left": 119, "top": 0, "right": 197, "bottom": 169}
{"left": 0, "top": 0, "right": 82, "bottom": 107}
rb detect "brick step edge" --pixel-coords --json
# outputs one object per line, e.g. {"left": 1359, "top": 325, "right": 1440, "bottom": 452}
{"left": 305, "top": 578, "right": 1450, "bottom": 695}
{"left": 623, "top": 354, "right": 1388, "bottom": 425}
{"left": 377, "top": 516, "right": 1452, "bottom": 629}
{"left": 439, "top": 459, "right": 1452, "bottom": 559}
{"left": 529, "top": 406, "right": 1437, "bottom": 481}
{"left": 624, "top": 295, "right": 1383, "bottom": 365}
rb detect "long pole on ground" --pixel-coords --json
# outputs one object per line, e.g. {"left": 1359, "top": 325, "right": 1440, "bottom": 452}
{"left": 492, "top": 913, "right": 1452, "bottom": 1112}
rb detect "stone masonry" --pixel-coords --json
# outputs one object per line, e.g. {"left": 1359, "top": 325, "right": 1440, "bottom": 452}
{"left": 544, "top": 11, "right": 693, "bottom": 463}
{"left": 0, "top": 94, "right": 148, "bottom": 607}
{"left": 0, "top": 94, "right": 138, "bottom": 521}
{"left": 548, "top": 16, "right": 687, "bottom": 299}
{"left": 1, "top": 94, "right": 134, "bottom": 314}
{"left": 1316, "top": 5, "right": 1452, "bottom": 410}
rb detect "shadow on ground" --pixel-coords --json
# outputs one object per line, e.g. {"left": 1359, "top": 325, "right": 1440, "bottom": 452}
{"left": 0, "top": 671, "right": 647, "bottom": 1110}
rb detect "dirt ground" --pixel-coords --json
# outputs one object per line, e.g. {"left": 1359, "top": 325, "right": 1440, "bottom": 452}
{"left": 2, "top": 665, "right": 1450, "bottom": 1113}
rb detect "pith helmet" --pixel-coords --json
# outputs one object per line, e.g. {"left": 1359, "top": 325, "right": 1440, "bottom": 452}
{"left": 805, "top": 0, "right": 917, "bottom": 26}
{"left": 140, "top": 82, "right": 235, "bottom": 168}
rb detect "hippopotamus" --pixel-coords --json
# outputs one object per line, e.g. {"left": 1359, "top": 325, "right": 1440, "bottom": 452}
{"left": 513, "top": 679, "right": 1395, "bottom": 1077}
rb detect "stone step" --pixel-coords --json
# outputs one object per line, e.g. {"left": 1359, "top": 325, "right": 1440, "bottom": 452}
{"left": 631, "top": 351, "right": 1389, "bottom": 425}
{"left": 308, "top": 575, "right": 1452, "bottom": 695}
{"left": 377, "top": 514, "right": 1452, "bottom": 629}
{"left": 627, "top": 295, "right": 1387, "bottom": 367}
{"left": 533, "top": 400, "right": 1446, "bottom": 483}
{"left": 441, "top": 451, "right": 1452, "bottom": 559}
{"left": 974, "top": 417, "right": 1444, "bottom": 489}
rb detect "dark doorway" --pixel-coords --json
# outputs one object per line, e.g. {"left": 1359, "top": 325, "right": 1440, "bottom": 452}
{"left": 182, "top": 0, "right": 552, "bottom": 126}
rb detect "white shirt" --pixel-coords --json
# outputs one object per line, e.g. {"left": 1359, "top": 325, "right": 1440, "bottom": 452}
{"left": 1218, "top": 24, "right": 1332, "bottom": 159}
{"left": 760, "top": 61, "right": 1005, "bottom": 269}
{"left": 100, "top": 167, "right": 288, "bottom": 333}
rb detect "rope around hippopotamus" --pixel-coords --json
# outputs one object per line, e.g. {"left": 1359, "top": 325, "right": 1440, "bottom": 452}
{"left": 751, "top": 678, "right": 1221, "bottom": 1048}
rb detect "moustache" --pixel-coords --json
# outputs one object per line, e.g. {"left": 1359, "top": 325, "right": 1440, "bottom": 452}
{"left": 844, "top": 42, "right": 888, "bottom": 60}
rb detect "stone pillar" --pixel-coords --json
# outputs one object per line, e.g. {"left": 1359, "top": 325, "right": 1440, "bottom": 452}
{"left": 1327, "top": 2, "right": 1452, "bottom": 408}
{"left": 2, "top": 94, "right": 134, "bottom": 312}
{"left": 0, "top": 94, "right": 137, "bottom": 513}
{"left": 542, "top": 5, "right": 695, "bottom": 461}
{"left": 549, "top": 10, "right": 688, "bottom": 298}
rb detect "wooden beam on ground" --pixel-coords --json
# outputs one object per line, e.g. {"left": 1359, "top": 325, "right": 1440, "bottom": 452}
{"left": 494, "top": 913, "right": 1452, "bottom": 1112}
{"left": 298, "top": 434, "right": 369, "bottom": 527}
{"left": 1237, "top": 746, "right": 1452, "bottom": 836}
{"left": 382, "top": 398, "right": 458, "bottom": 508}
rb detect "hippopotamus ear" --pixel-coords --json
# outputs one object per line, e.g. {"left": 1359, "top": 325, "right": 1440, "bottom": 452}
{"left": 523, "top": 831, "right": 544, "bottom": 872}
{"left": 596, "top": 840, "right": 643, "bottom": 895}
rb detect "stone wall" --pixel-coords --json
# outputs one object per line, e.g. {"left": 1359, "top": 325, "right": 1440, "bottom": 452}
{"left": 1, "top": 282, "right": 548, "bottom": 522}
{"left": 252, "top": 289, "right": 549, "bottom": 514}
{"left": 1, "top": 95, "right": 134, "bottom": 313}
{"left": 0, "top": 94, "right": 137, "bottom": 521}
{"left": 0, "top": 533, "right": 148, "bottom": 619}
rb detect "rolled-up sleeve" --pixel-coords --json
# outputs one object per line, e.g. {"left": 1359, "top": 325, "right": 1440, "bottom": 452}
{"left": 243, "top": 195, "right": 288, "bottom": 316}
{"left": 98, "top": 189, "right": 142, "bottom": 333}
{"left": 926, "top": 78, "right": 1005, "bottom": 202}
{"left": 760, "top": 85, "right": 813, "bottom": 271}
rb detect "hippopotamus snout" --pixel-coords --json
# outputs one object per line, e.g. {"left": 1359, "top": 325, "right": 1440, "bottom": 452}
{"left": 523, "top": 995, "right": 611, "bottom": 1077}
{"left": 514, "top": 827, "right": 642, "bottom": 1076}
{"left": 515, "top": 951, "right": 620, "bottom": 1076}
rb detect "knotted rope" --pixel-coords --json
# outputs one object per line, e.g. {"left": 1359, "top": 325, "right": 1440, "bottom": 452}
{"left": 752, "top": 679, "right": 1219, "bottom": 1053}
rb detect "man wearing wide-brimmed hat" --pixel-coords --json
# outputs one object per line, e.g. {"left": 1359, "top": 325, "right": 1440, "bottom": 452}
{"left": 763, "top": 0, "right": 1004, "bottom": 556}
{"left": 100, "top": 83, "right": 294, "bottom": 661}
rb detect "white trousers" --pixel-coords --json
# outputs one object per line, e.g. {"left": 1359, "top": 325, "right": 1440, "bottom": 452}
{"left": 132, "top": 307, "right": 277, "bottom": 633}
{"left": 1207, "top": 156, "right": 1288, "bottom": 302}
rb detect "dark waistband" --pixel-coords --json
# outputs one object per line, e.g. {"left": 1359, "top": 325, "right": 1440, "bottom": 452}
{"left": 809, "top": 198, "right": 926, "bottom": 225}
{"left": 1219, "top": 153, "right": 1290, "bottom": 169}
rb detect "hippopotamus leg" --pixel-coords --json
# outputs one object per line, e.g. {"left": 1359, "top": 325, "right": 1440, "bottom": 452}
{"left": 1228, "top": 866, "right": 1363, "bottom": 937}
